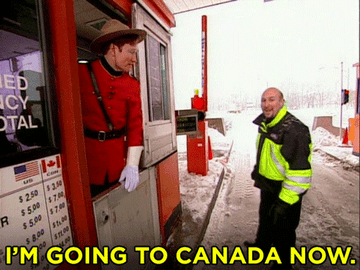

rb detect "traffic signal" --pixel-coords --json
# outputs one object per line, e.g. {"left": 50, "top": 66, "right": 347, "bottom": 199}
{"left": 341, "top": 89, "right": 349, "bottom": 105}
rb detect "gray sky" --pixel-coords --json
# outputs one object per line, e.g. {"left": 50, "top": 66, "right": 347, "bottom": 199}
{"left": 171, "top": 0, "right": 359, "bottom": 110}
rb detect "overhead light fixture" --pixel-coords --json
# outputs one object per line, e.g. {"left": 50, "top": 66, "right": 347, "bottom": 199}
{"left": 86, "top": 18, "right": 108, "bottom": 31}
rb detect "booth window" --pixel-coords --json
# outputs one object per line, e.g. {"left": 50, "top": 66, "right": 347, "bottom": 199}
{"left": 146, "top": 35, "right": 170, "bottom": 122}
{"left": 0, "top": 0, "right": 56, "bottom": 167}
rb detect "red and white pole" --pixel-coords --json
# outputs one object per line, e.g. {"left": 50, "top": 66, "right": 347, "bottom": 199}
{"left": 201, "top": 15, "right": 208, "bottom": 112}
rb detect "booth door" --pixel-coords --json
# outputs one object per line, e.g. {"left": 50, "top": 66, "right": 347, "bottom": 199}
{"left": 93, "top": 167, "right": 160, "bottom": 269}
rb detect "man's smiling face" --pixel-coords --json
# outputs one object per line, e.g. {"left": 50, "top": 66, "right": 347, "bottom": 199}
{"left": 261, "top": 88, "right": 285, "bottom": 120}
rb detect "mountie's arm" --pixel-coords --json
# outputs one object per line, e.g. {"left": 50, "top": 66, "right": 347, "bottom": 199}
{"left": 119, "top": 146, "right": 143, "bottom": 192}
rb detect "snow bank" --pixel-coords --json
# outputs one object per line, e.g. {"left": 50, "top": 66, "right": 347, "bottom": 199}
{"left": 311, "top": 127, "right": 359, "bottom": 169}
{"left": 311, "top": 127, "right": 340, "bottom": 147}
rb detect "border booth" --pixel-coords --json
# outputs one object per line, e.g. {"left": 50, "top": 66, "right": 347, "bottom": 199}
{"left": 350, "top": 63, "right": 359, "bottom": 156}
{"left": 1, "top": 0, "right": 181, "bottom": 269}
{"left": 186, "top": 92, "right": 211, "bottom": 176}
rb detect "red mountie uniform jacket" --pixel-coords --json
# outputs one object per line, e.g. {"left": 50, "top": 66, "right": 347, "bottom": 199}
{"left": 78, "top": 58, "right": 143, "bottom": 185}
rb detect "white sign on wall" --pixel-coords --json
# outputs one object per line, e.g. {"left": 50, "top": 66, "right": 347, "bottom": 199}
{"left": 0, "top": 154, "right": 73, "bottom": 269}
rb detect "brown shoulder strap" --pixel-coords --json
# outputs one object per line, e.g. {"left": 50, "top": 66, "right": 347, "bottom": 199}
{"left": 87, "top": 63, "right": 114, "bottom": 131}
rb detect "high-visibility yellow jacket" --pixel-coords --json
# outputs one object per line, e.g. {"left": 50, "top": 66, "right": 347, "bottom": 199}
{"left": 252, "top": 106, "right": 312, "bottom": 205}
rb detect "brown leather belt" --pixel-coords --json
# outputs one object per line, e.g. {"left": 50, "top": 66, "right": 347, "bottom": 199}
{"left": 84, "top": 127, "right": 126, "bottom": 142}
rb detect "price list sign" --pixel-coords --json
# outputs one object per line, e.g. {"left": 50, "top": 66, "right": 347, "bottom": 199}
{"left": 0, "top": 155, "right": 73, "bottom": 269}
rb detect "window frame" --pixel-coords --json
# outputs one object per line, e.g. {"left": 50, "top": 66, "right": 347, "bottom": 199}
{"left": 0, "top": 0, "right": 59, "bottom": 168}
{"left": 132, "top": 3, "right": 177, "bottom": 168}
{"left": 145, "top": 32, "right": 171, "bottom": 123}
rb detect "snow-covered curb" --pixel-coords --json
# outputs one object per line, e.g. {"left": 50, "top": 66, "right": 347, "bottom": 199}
{"left": 312, "top": 127, "right": 359, "bottom": 169}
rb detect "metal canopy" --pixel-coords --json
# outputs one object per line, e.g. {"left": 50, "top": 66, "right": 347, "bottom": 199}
{"left": 163, "top": 0, "right": 238, "bottom": 14}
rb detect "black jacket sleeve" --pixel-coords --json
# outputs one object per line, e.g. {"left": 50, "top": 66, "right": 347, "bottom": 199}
{"left": 280, "top": 123, "right": 312, "bottom": 170}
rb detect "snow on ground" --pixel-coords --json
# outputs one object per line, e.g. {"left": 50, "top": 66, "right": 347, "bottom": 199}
{"left": 312, "top": 127, "right": 340, "bottom": 147}
{"left": 311, "top": 126, "right": 359, "bottom": 168}
{"left": 174, "top": 108, "right": 359, "bottom": 269}
{"left": 175, "top": 128, "right": 232, "bottom": 225}
{"left": 176, "top": 108, "right": 359, "bottom": 222}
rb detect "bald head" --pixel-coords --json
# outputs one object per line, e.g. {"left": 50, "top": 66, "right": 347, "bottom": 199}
{"left": 261, "top": 87, "right": 285, "bottom": 120}
{"left": 262, "top": 87, "right": 283, "bottom": 99}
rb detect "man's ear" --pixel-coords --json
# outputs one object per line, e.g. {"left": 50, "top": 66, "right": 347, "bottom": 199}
{"left": 109, "top": 43, "right": 116, "bottom": 56}
{"left": 281, "top": 98, "right": 285, "bottom": 106}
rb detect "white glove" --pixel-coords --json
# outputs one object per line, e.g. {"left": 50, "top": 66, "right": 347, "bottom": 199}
{"left": 119, "top": 165, "right": 139, "bottom": 192}
{"left": 119, "top": 146, "right": 143, "bottom": 192}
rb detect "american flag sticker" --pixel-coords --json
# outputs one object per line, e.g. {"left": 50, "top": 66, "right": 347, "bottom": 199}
{"left": 14, "top": 161, "right": 40, "bottom": 181}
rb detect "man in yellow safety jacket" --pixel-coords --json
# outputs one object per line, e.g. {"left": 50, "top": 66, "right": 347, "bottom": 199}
{"left": 245, "top": 87, "right": 312, "bottom": 270}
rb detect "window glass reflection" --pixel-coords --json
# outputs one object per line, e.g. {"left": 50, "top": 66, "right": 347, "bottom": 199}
{"left": 1, "top": 0, "right": 51, "bottom": 157}
{"left": 146, "top": 35, "right": 170, "bottom": 122}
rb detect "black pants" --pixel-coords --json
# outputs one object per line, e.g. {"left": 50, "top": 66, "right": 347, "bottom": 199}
{"left": 256, "top": 189, "right": 302, "bottom": 268}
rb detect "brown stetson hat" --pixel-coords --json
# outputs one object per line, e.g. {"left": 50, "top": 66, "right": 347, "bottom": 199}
{"left": 90, "top": 19, "right": 147, "bottom": 55}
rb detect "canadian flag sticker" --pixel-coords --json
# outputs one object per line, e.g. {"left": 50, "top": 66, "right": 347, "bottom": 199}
{"left": 41, "top": 155, "right": 62, "bottom": 174}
